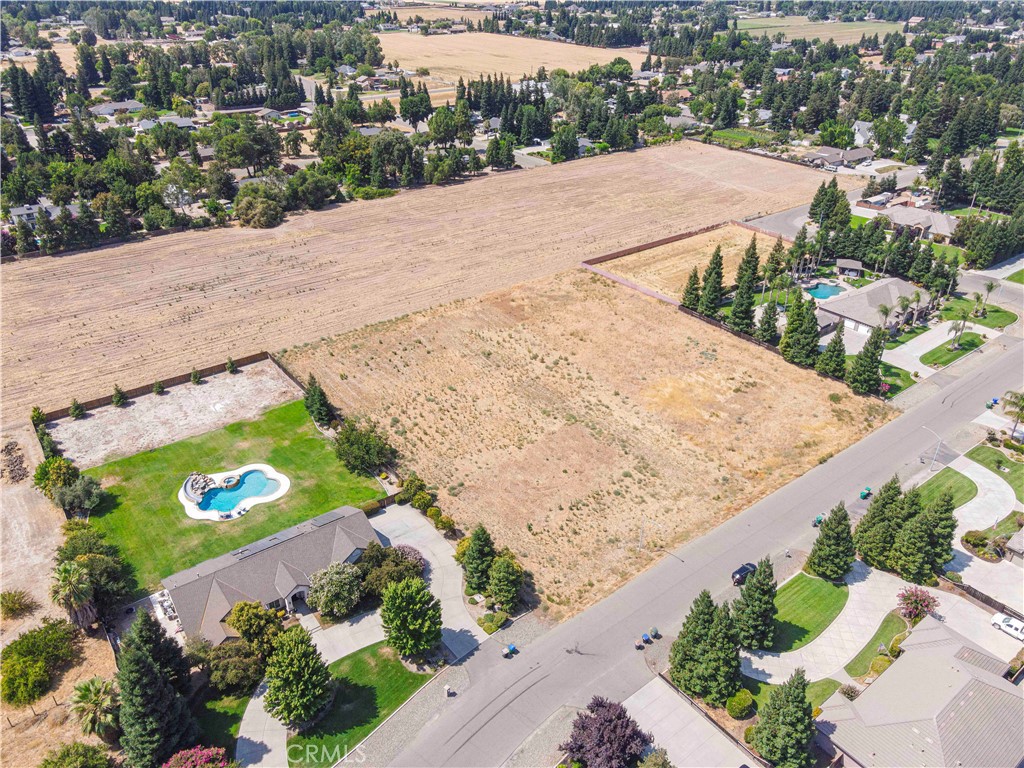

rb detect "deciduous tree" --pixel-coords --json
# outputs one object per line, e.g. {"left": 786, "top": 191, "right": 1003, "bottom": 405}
{"left": 380, "top": 577, "right": 442, "bottom": 656}
{"left": 559, "top": 696, "right": 651, "bottom": 768}
{"left": 263, "top": 627, "right": 332, "bottom": 724}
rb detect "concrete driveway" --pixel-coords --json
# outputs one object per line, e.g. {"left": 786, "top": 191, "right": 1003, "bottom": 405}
{"left": 623, "top": 679, "right": 751, "bottom": 767}
{"left": 372, "top": 504, "right": 487, "bottom": 659}
{"left": 881, "top": 321, "right": 997, "bottom": 378}
{"left": 235, "top": 682, "right": 287, "bottom": 768}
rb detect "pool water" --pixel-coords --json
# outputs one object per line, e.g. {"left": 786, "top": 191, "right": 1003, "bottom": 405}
{"left": 807, "top": 283, "right": 845, "bottom": 300}
{"left": 198, "top": 470, "right": 280, "bottom": 512}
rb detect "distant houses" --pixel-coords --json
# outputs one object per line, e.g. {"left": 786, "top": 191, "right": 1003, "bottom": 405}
{"left": 88, "top": 99, "right": 145, "bottom": 117}
{"left": 805, "top": 146, "right": 875, "bottom": 168}
{"left": 9, "top": 198, "right": 81, "bottom": 229}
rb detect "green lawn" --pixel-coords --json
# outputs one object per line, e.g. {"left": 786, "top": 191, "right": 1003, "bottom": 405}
{"left": 931, "top": 242, "right": 966, "bottom": 264}
{"left": 770, "top": 574, "right": 849, "bottom": 653}
{"left": 194, "top": 690, "right": 249, "bottom": 752}
{"left": 85, "top": 400, "right": 383, "bottom": 593}
{"left": 844, "top": 611, "right": 907, "bottom": 678}
{"left": 917, "top": 467, "right": 978, "bottom": 510}
{"left": 721, "top": 288, "right": 800, "bottom": 317}
{"left": 919, "top": 332, "right": 984, "bottom": 368}
{"left": 288, "top": 641, "right": 433, "bottom": 768}
{"left": 967, "top": 445, "right": 1024, "bottom": 504}
{"left": 711, "top": 127, "right": 776, "bottom": 148}
{"left": 844, "top": 276, "right": 874, "bottom": 289}
{"left": 884, "top": 324, "right": 930, "bottom": 350}
{"left": 940, "top": 297, "right": 1018, "bottom": 329}
{"left": 945, "top": 206, "right": 1008, "bottom": 221}
{"left": 1007, "top": 269, "right": 1024, "bottom": 285}
{"left": 742, "top": 675, "right": 841, "bottom": 713}
{"left": 847, "top": 355, "right": 916, "bottom": 397}
{"left": 849, "top": 214, "right": 869, "bottom": 229}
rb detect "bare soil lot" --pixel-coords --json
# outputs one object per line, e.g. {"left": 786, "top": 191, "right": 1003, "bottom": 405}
{"left": 1, "top": 143, "right": 835, "bottom": 428}
{"left": 280, "top": 271, "right": 890, "bottom": 617}
{"left": 603, "top": 224, "right": 781, "bottom": 301}
{"left": 48, "top": 359, "right": 301, "bottom": 469}
{"left": 379, "top": 31, "right": 647, "bottom": 82}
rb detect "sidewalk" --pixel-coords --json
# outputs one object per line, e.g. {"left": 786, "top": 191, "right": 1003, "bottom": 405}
{"left": 881, "top": 321, "right": 996, "bottom": 379}
{"left": 946, "top": 455, "right": 1017, "bottom": 536}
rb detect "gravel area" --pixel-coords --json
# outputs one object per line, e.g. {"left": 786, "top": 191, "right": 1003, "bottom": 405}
{"left": 47, "top": 360, "right": 301, "bottom": 468}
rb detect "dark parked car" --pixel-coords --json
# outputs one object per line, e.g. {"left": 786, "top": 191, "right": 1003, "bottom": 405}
{"left": 732, "top": 563, "right": 757, "bottom": 586}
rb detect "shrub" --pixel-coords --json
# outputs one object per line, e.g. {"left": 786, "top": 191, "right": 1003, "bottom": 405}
{"left": 236, "top": 197, "right": 284, "bottom": 228}
{"left": 111, "top": 384, "right": 127, "bottom": 406}
{"left": 190, "top": 368, "right": 202, "bottom": 385}
{"left": 30, "top": 406, "right": 46, "bottom": 428}
{"left": 944, "top": 570, "right": 963, "bottom": 583}
{"left": 897, "top": 585, "right": 939, "bottom": 620}
{"left": 725, "top": 688, "right": 754, "bottom": 719}
{"left": 69, "top": 399, "right": 85, "bottom": 419}
{"left": 152, "top": 381, "right": 165, "bottom": 395}
{"left": 413, "top": 493, "right": 435, "bottom": 512}
{"left": 1003, "top": 439, "right": 1024, "bottom": 455}
{"left": 962, "top": 530, "right": 988, "bottom": 549}
{"left": 454, "top": 537, "right": 471, "bottom": 565}
{"left": 393, "top": 545, "right": 426, "bottom": 573}
{"left": 52, "top": 476, "right": 106, "bottom": 515}
{"left": 0, "top": 589, "right": 36, "bottom": 619}
{"left": 436, "top": 515, "right": 455, "bottom": 534}
{"left": 744, "top": 725, "right": 756, "bottom": 744}
{"left": 37, "top": 425, "right": 61, "bottom": 459}
{"left": 162, "top": 746, "right": 236, "bottom": 768}
{"left": 225, "top": 358, "right": 237, "bottom": 374}
{"left": 307, "top": 562, "right": 362, "bottom": 620}
{"left": 888, "top": 631, "right": 908, "bottom": 658}
{"left": 208, "top": 641, "right": 264, "bottom": 695}
{"left": 476, "top": 611, "right": 509, "bottom": 635}
{"left": 467, "top": 597, "right": 478, "bottom": 605}
{"left": 0, "top": 654, "right": 49, "bottom": 705}
{"left": 39, "top": 743, "right": 112, "bottom": 768}
{"left": 869, "top": 655, "right": 892, "bottom": 676}
{"left": 839, "top": 683, "right": 860, "bottom": 700}
{"left": 395, "top": 472, "right": 426, "bottom": 505}
{"left": 33, "top": 456, "right": 80, "bottom": 499}
{"left": 333, "top": 418, "right": 397, "bottom": 476}
{"left": 426, "top": 505, "right": 442, "bottom": 522}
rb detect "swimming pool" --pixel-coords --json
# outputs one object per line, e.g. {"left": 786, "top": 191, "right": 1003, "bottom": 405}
{"left": 807, "top": 282, "right": 845, "bottom": 300}
{"left": 198, "top": 469, "right": 280, "bottom": 512}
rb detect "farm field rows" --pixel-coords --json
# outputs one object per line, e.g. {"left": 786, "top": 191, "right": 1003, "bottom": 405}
{"left": 0, "top": 142, "right": 839, "bottom": 427}
{"left": 602, "top": 223, "right": 780, "bottom": 301}
{"left": 378, "top": 31, "right": 648, "bottom": 82}
{"left": 280, "top": 270, "right": 890, "bottom": 617}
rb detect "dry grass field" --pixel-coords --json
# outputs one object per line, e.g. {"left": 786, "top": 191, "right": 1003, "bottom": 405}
{"left": 378, "top": 31, "right": 647, "bottom": 82}
{"left": 603, "top": 224, "right": 781, "bottom": 301}
{"left": 280, "top": 270, "right": 890, "bottom": 617}
{"left": 0, "top": 142, "right": 837, "bottom": 428}
{"left": 736, "top": 16, "right": 901, "bottom": 44}
{"left": 395, "top": 5, "right": 495, "bottom": 23}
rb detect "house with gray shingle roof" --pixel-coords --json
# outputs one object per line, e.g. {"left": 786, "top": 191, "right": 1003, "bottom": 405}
{"left": 815, "top": 616, "right": 1024, "bottom": 768}
{"left": 163, "top": 507, "right": 379, "bottom": 645}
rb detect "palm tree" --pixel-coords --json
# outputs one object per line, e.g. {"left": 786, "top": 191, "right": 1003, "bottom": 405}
{"left": 50, "top": 561, "right": 98, "bottom": 629}
{"left": 70, "top": 677, "right": 119, "bottom": 743}
{"left": 947, "top": 309, "right": 969, "bottom": 349}
{"left": 776, "top": 274, "right": 795, "bottom": 311}
{"left": 896, "top": 295, "right": 912, "bottom": 327}
{"left": 758, "top": 262, "right": 774, "bottom": 303}
{"left": 971, "top": 291, "right": 983, "bottom": 316}
{"left": 877, "top": 303, "right": 893, "bottom": 331}
{"left": 980, "top": 280, "right": 997, "bottom": 316}
{"left": 1003, "top": 390, "right": 1024, "bottom": 442}
{"left": 911, "top": 290, "right": 923, "bottom": 325}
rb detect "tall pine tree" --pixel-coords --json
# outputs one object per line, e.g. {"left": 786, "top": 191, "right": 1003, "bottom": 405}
{"left": 853, "top": 475, "right": 903, "bottom": 568}
{"left": 463, "top": 525, "right": 495, "bottom": 593}
{"left": 700, "top": 602, "right": 741, "bottom": 707}
{"left": 847, "top": 326, "right": 887, "bottom": 395}
{"left": 806, "top": 502, "right": 856, "bottom": 581}
{"left": 815, "top": 320, "right": 847, "bottom": 378}
{"left": 752, "top": 668, "right": 814, "bottom": 768}
{"left": 697, "top": 246, "right": 725, "bottom": 317}
{"left": 923, "top": 491, "right": 957, "bottom": 574}
{"left": 733, "top": 557, "right": 776, "bottom": 650}
{"left": 728, "top": 270, "right": 757, "bottom": 335}
{"left": 755, "top": 297, "right": 779, "bottom": 344}
{"left": 117, "top": 614, "right": 198, "bottom": 768}
{"left": 888, "top": 512, "right": 932, "bottom": 584}
{"left": 681, "top": 266, "right": 701, "bottom": 310}
{"left": 669, "top": 590, "right": 716, "bottom": 694}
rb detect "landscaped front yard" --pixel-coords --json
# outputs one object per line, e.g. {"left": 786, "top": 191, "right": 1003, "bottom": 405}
{"left": 86, "top": 400, "right": 384, "bottom": 593}
{"left": 917, "top": 467, "right": 978, "bottom": 510}
{"left": 287, "top": 641, "right": 433, "bottom": 768}
{"left": 884, "top": 324, "right": 930, "bottom": 350}
{"left": 939, "top": 297, "right": 1018, "bottom": 329}
{"left": 770, "top": 573, "right": 849, "bottom": 653}
{"left": 967, "top": 445, "right": 1024, "bottom": 504}
{"left": 741, "top": 675, "right": 840, "bottom": 712}
{"left": 919, "top": 332, "right": 984, "bottom": 368}
{"left": 194, "top": 690, "right": 249, "bottom": 752}
{"left": 844, "top": 611, "right": 907, "bottom": 678}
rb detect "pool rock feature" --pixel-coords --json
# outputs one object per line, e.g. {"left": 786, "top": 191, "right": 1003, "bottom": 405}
{"left": 178, "top": 463, "right": 290, "bottom": 522}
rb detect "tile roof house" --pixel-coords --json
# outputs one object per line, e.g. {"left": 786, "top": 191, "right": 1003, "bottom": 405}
{"left": 163, "top": 507, "right": 379, "bottom": 645}
{"left": 816, "top": 277, "right": 930, "bottom": 333}
{"left": 816, "top": 616, "right": 1024, "bottom": 768}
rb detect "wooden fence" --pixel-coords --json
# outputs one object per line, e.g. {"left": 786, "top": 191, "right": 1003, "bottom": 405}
{"left": 581, "top": 221, "right": 729, "bottom": 267}
{"left": 938, "top": 575, "right": 1024, "bottom": 621}
{"left": 40, "top": 351, "right": 271, "bottom": 422}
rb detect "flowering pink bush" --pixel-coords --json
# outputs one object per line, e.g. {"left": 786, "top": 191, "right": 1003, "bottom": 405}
{"left": 897, "top": 586, "right": 939, "bottom": 620}
{"left": 394, "top": 544, "right": 426, "bottom": 573}
{"left": 162, "top": 746, "right": 238, "bottom": 768}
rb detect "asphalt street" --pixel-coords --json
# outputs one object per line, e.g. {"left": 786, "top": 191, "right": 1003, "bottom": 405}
{"left": 391, "top": 333, "right": 1023, "bottom": 768}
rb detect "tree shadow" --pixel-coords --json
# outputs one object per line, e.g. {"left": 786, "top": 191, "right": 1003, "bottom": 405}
{"left": 301, "top": 680, "right": 379, "bottom": 742}
{"left": 769, "top": 619, "right": 810, "bottom": 653}
{"left": 517, "top": 568, "right": 542, "bottom": 612}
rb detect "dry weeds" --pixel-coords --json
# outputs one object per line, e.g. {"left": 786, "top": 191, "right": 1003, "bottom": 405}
{"left": 1, "top": 143, "right": 835, "bottom": 428}
{"left": 603, "top": 224, "right": 782, "bottom": 301}
{"left": 280, "top": 270, "right": 890, "bottom": 618}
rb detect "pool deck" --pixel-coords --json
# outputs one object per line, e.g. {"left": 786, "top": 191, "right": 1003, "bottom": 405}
{"left": 178, "top": 463, "right": 290, "bottom": 522}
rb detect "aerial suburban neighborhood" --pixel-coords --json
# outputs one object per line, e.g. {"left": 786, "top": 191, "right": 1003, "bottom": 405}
{"left": 1, "top": 2, "right": 1023, "bottom": 768}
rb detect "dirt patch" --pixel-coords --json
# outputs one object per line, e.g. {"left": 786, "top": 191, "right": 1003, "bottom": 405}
{"left": 603, "top": 224, "right": 783, "bottom": 301}
{"left": 47, "top": 359, "right": 302, "bottom": 469}
{"left": 280, "top": 271, "right": 890, "bottom": 618}
{"left": 0, "top": 441, "right": 29, "bottom": 484}
{"left": 379, "top": 31, "right": 648, "bottom": 83}
{"left": 1, "top": 143, "right": 837, "bottom": 429}
{"left": 0, "top": 634, "right": 118, "bottom": 763}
